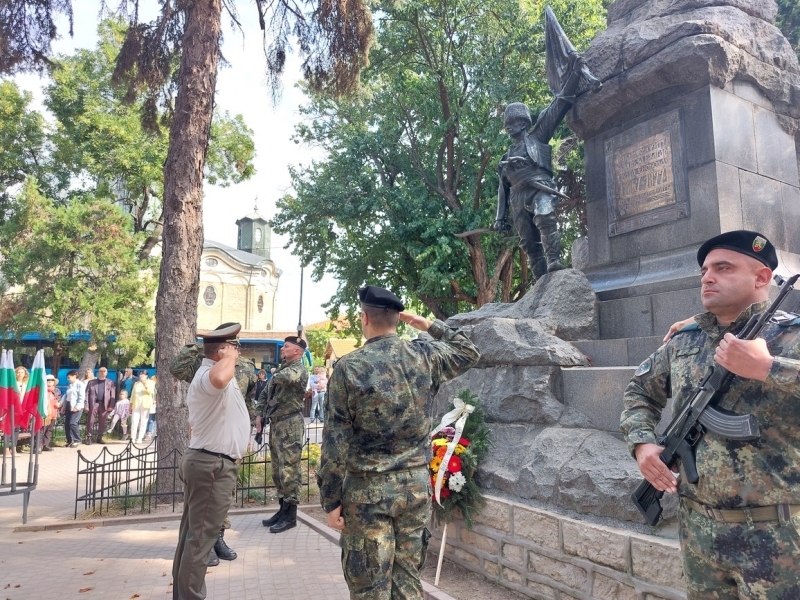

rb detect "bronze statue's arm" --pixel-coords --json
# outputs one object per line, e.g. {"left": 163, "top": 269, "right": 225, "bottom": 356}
{"left": 532, "top": 54, "right": 586, "bottom": 143}
{"left": 494, "top": 166, "right": 512, "bottom": 232}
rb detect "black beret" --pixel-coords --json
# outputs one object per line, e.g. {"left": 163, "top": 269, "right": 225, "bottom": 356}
{"left": 358, "top": 285, "right": 405, "bottom": 312}
{"left": 199, "top": 322, "right": 241, "bottom": 343}
{"left": 697, "top": 230, "right": 778, "bottom": 270}
{"left": 284, "top": 336, "right": 307, "bottom": 350}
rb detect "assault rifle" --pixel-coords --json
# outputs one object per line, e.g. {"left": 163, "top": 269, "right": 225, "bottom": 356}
{"left": 631, "top": 273, "right": 800, "bottom": 526}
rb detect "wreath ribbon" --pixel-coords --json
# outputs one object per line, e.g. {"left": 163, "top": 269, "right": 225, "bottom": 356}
{"left": 430, "top": 398, "right": 474, "bottom": 506}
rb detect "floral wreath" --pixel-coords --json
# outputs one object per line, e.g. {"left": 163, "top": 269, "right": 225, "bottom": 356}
{"left": 429, "top": 389, "right": 491, "bottom": 528}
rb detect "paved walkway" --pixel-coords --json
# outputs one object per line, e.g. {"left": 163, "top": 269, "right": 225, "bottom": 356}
{"left": 0, "top": 435, "right": 453, "bottom": 600}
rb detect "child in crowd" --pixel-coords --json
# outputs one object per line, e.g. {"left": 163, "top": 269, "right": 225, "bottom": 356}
{"left": 107, "top": 390, "right": 131, "bottom": 439}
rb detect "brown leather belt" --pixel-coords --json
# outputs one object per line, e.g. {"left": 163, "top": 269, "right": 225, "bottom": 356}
{"left": 684, "top": 498, "right": 800, "bottom": 523}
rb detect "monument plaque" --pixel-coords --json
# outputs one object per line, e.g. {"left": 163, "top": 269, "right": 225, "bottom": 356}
{"left": 605, "top": 110, "right": 688, "bottom": 236}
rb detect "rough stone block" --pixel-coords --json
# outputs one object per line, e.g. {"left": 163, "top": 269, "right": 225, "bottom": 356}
{"left": 461, "top": 528, "right": 499, "bottom": 555}
{"left": 527, "top": 580, "right": 558, "bottom": 598}
{"left": 502, "top": 543, "right": 525, "bottom": 566}
{"left": 513, "top": 506, "right": 560, "bottom": 550}
{"left": 454, "top": 547, "right": 481, "bottom": 567}
{"left": 474, "top": 498, "right": 511, "bottom": 534}
{"left": 502, "top": 566, "right": 524, "bottom": 585}
{"left": 561, "top": 367, "right": 635, "bottom": 432}
{"left": 630, "top": 537, "right": 684, "bottom": 588}
{"left": 592, "top": 573, "right": 637, "bottom": 600}
{"left": 484, "top": 561, "right": 500, "bottom": 577}
{"left": 561, "top": 520, "right": 628, "bottom": 571}
{"left": 528, "top": 552, "right": 589, "bottom": 591}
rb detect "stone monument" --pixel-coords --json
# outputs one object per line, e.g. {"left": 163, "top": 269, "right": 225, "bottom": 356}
{"left": 569, "top": 0, "right": 800, "bottom": 339}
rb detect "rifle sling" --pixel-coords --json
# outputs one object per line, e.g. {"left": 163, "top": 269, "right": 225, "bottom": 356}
{"left": 684, "top": 498, "right": 800, "bottom": 523}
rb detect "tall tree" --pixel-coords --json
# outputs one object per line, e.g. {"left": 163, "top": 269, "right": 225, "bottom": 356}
{"left": 273, "top": 0, "right": 606, "bottom": 320}
{"left": 0, "top": 180, "right": 155, "bottom": 371}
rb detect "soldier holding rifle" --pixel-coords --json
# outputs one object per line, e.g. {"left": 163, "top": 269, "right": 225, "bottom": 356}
{"left": 621, "top": 230, "right": 800, "bottom": 599}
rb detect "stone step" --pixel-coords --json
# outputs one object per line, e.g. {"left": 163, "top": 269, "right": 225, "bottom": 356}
{"left": 561, "top": 366, "right": 636, "bottom": 433}
{"left": 570, "top": 336, "right": 663, "bottom": 367}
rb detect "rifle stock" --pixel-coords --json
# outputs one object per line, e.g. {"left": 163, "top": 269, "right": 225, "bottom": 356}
{"left": 631, "top": 273, "right": 799, "bottom": 525}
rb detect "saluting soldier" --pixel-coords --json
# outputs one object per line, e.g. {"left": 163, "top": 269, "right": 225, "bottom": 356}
{"left": 169, "top": 338, "right": 257, "bottom": 566}
{"left": 255, "top": 335, "right": 309, "bottom": 533}
{"left": 318, "top": 285, "right": 480, "bottom": 600}
{"left": 621, "top": 231, "right": 800, "bottom": 599}
{"left": 171, "top": 323, "right": 250, "bottom": 600}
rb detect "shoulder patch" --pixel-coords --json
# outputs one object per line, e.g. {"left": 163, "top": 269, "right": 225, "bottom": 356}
{"left": 635, "top": 355, "right": 653, "bottom": 377}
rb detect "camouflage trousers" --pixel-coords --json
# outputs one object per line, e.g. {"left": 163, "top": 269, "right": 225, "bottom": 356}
{"left": 340, "top": 467, "right": 431, "bottom": 600}
{"left": 679, "top": 499, "right": 800, "bottom": 599}
{"left": 269, "top": 413, "right": 304, "bottom": 505}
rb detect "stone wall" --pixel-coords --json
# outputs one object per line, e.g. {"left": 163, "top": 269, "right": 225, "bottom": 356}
{"left": 431, "top": 496, "right": 686, "bottom": 600}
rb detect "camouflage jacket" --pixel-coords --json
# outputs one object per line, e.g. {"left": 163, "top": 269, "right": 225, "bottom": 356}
{"left": 317, "top": 320, "right": 480, "bottom": 512}
{"left": 256, "top": 358, "right": 308, "bottom": 421}
{"left": 621, "top": 302, "right": 800, "bottom": 509}
{"left": 170, "top": 343, "right": 258, "bottom": 417}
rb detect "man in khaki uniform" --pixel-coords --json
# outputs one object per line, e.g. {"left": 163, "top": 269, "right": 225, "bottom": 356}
{"left": 172, "top": 323, "right": 251, "bottom": 600}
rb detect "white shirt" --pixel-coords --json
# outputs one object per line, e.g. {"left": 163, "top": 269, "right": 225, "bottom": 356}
{"left": 187, "top": 358, "right": 250, "bottom": 459}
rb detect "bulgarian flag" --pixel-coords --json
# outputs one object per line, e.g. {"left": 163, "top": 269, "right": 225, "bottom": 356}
{"left": 0, "top": 349, "right": 21, "bottom": 436}
{"left": 20, "top": 350, "right": 47, "bottom": 433}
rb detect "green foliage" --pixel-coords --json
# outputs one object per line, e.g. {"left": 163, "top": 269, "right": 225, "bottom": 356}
{"left": 306, "top": 328, "right": 334, "bottom": 363}
{"left": 273, "top": 0, "right": 606, "bottom": 319}
{"left": 0, "top": 181, "right": 155, "bottom": 364}
{"left": 0, "top": 81, "right": 47, "bottom": 216}
{"left": 777, "top": 0, "right": 800, "bottom": 61}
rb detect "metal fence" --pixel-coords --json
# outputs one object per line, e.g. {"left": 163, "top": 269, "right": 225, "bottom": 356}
{"left": 74, "top": 426, "right": 316, "bottom": 518}
{"left": 0, "top": 407, "right": 40, "bottom": 524}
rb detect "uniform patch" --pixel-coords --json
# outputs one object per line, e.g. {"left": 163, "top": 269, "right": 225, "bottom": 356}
{"left": 635, "top": 356, "right": 653, "bottom": 376}
{"left": 753, "top": 236, "right": 767, "bottom": 252}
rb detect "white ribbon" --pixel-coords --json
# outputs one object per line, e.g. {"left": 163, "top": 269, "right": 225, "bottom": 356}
{"left": 430, "top": 398, "right": 474, "bottom": 506}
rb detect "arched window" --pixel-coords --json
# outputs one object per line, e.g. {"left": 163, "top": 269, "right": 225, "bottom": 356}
{"left": 257, "top": 295, "right": 264, "bottom": 313}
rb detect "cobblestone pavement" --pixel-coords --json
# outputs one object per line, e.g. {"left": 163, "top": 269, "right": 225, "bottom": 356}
{"left": 0, "top": 435, "right": 453, "bottom": 600}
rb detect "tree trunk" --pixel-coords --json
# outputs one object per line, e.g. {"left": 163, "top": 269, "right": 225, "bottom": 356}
{"left": 79, "top": 350, "right": 100, "bottom": 377}
{"left": 155, "top": 0, "right": 222, "bottom": 499}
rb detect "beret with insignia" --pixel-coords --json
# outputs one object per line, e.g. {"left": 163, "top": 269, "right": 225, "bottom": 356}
{"left": 198, "top": 322, "right": 241, "bottom": 344}
{"left": 697, "top": 230, "right": 778, "bottom": 270}
{"left": 284, "top": 335, "right": 307, "bottom": 350}
{"left": 358, "top": 285, "right": 405, "bottom": 312}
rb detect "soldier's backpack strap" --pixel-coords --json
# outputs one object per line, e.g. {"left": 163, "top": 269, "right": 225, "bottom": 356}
{"left": 674, "top": 322, "right": 700, "bottom": 334}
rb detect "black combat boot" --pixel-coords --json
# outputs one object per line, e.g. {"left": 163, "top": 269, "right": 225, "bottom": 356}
{"left": 207, "top": 547, "right": 220, "bottom": 567}
{"left": 213, "top": 528, "right": 237, "bottom": 561}
{"left": 262, "top": 498, "right": 284, "bottom": 527}
{"left": 270, "top": 502, "right": 297, "bottom": 534}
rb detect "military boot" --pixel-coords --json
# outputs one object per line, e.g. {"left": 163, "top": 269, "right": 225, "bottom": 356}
{"left": 527, "top": 251, "right": 548, "bottom": 279}
{"left": 270, "top": 502, "right": 297, "bottom": 534}
{"left": 535, "top": 214, "right": 565, "bottom": 273}
{"left": 214, "top": 528, "right": 237, "bottom": 561}
{"left": 207, "top": 547, "right": 220, "bottom": 567}
{"left": 262, "top": 498, "right": 284, "bottom": 527}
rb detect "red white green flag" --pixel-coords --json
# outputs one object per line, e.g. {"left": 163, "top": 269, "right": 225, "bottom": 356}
{"left": 0, "top": 349, "right": 21, "bottom": 436}
{"left": 20, "top": 350, "right": 47, "bottom": 433}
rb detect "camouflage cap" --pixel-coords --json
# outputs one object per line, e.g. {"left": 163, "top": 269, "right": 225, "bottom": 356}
{"left": 198, "top": 322, "right": 241, "bottom": 344}
{"left": 697, "top": 230, "right": 778, "bottom": 270}
{"left": 359, "top": 285, "right": 405, "bottom": 312}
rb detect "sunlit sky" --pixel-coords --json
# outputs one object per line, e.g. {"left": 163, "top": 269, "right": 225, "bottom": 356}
{"left": 12, "top": 3, "right": 339, "bottom": 331}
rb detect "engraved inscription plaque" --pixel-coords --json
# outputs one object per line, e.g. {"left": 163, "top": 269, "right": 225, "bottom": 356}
{"left": 605, "top": 110, "right": 688, "bottom": 236}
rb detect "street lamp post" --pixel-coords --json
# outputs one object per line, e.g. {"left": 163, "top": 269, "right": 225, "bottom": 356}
{"left": 297, "top": 264, "right": 304, "bottom": 338}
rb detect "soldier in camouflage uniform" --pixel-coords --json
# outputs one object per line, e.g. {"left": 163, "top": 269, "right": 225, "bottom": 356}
{"left": 169, "top": 341, "right": 257, "bottom": 565}
{"left": 255, "top": 335, "right": 309, "bottom": 533}
{"left": 621, "top": 230, "right": 800, "bottom": 600}
{"left": 318, "top": 285, "right": 480, "bottom": 600}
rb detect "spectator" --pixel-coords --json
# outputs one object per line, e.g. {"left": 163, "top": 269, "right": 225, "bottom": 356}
{"left": 83, "top": 368, "right": 95, "bottom": 383}
{"left": 145, "top": 375, "right": 158, "bottom": 440}
{"left": 62, "top": 370, "right": 85, "bottom": 448}
{"left": 255, "top": 370, "right": 268, "bottom": 407}
{"left": 310, "top": 366, "right": 327, "bottom": 424}
{"left": 130, "top": 371, "right": 155, "bottom": 444}
{"left": 120, "top": 368, "right": 135, "bottom": 397}
{"left": 106, "top": 390, "right": 131, "bottom": 439}
{"left": 84, "top": 366, "right": 116, "bottom": 445}
{"left": 40, "top": 375, "right": 61, "bottom": 451}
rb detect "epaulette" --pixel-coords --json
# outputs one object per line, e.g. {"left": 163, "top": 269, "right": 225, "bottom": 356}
{"left": 772, "top": 310, "right": 800, "bottom": 327}
{"left": 674, "top": 322, "right": 700, "bottom": 334}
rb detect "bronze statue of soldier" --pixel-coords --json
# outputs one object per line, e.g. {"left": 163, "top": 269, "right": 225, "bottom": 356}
{"left": 493, "top": 7, "right": 601, "bottom": 278}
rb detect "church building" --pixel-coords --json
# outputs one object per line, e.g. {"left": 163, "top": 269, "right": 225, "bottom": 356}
{"left": 197, "top": 206, "right": 281, "bottom": 332}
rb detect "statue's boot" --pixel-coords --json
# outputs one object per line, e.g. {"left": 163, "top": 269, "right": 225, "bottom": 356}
{"left": 528, "top": 252, "right": 548, "bottom": 279}
{"left": 535, "top": 214, "right": 565, "bottom": 272}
